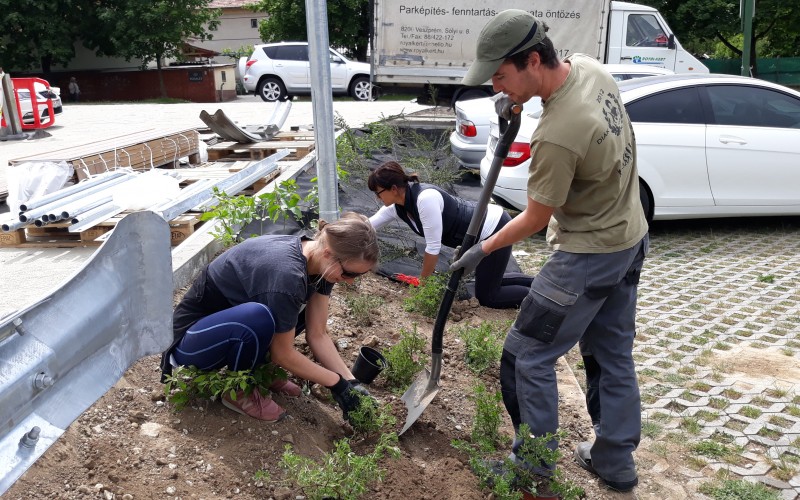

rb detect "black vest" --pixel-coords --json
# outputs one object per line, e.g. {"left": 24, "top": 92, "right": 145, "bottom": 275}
{"left": 393, "top": 183, "right": 479, "bottom": 248}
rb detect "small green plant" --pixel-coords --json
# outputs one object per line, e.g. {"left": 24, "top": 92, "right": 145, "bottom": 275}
{"left": 382, "top": 324, "right": 427, "bottom": 390}
{"left": 403, "top": 273, "right": 448, "bottom": 318}
{"left": 346, "top": 395, "right": 397, "bottom": 437}
{"left": 280, "top": 433, "right": 401, "bottom": 500}
{"left": 642, "top": 418, "right": 663, "bottom": 439}
{"left": 200, "top": 187, "right": 260, "bottom": 246}
{"left": 698, "top": 478, "right": 781, "bottom": 500}
{"left": 757, "top": 274, "right": 775, "bottom": 283}
{"left": 740, "top": 406, "right": 763, "bottom": 418}
{"left": 458, "top": 321, "right": 508, "bottom": 373}
{"left": 252, "top": 469, "right": 270, "bottom": 483}
{"left": 470, "top": 382, "right": 506, "bottom": 453}
{"left": 163, "top": 363, "right": 286, "bottom": 411}
{"left": 344, "top": 295, "right": 384, "bottom": 327}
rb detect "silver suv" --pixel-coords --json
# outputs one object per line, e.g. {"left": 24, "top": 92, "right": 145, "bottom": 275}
{"left": 242, "top": 42, "right": 372, "bottom": 102}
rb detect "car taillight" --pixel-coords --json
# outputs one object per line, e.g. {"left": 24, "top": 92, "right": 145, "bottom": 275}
{"left": 246, "top": 59, "right": 257, "bottom": 68}
{"left": 502, "top": 142, "right": 531, "bottom": 166}
{"left": 458, "top": 120, "right": 477, "bottom": 137}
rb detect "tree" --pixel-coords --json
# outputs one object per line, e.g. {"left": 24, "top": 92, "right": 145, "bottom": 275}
{"left": 89, "top": 0, "right": 221, "bottom": 97}
{"left": 0, "top": 0, "right": 86, "bottom": 75}
{"left": 253, "top": 0, "right": 370, "bottom": 61}
{"left": 637, "top": 0, "right": 800, "bottom": 74}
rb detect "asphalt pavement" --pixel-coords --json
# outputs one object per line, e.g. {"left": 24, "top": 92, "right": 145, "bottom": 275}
{"left": 0, "top": 95, "right": 432, "bottom": 318}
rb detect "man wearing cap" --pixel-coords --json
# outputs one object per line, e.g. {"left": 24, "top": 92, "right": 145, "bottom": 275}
{"left": 451, "top": 9, "right": 649, "bottom": 494}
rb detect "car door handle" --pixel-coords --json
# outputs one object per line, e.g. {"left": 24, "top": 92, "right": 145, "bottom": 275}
{"left": 718, "top": 135, "right": 747, "bottom": 145}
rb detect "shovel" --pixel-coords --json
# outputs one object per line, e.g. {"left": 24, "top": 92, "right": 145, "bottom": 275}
{"left": 399, "top": 97, "right": 523, "bottom": 435}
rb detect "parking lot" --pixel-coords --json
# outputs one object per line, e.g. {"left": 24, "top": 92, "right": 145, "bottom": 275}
{"left": 1, "top": 97, "right": 799, "bottom": 496}
{"left": 516, "top": 215, "right": 800, "bottom": 496}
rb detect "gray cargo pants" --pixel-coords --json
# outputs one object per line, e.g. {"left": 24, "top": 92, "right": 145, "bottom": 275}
{"left": 500, "top": 234, "right": 648, "bottom": 483}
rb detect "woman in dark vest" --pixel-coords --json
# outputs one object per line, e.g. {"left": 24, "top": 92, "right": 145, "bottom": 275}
{"left": 161, "top": 212, "right": 378, "bottom": 423}
{"left": 368, "top": 161, "right": 532, "bottom": 309}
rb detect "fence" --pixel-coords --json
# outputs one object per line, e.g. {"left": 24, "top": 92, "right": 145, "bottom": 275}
{"left": 705, "top": 57, "right": 800, "bottom": 87}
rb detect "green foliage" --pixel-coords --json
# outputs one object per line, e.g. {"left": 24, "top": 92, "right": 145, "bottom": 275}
{"left": 470, "top": 383, "right": 506, "bottom": 453}
{"left": 0, "top": 0, "right": 81, "bottom": 72}
{"left": 458, "top": 321, "right": 508, "bottom": 374}
{"left": 698, "top": 478, "right": 781, "bottom": 500}
{"left": 163, "top": 363, "right": 287, "bottom": 411}
{"left": 344, "top": 295, "right": 384, "bottom": 327}
{"left": 253, "top": 0, "right": 370, "bottom": 60}
{"left": 403, "top": 273, "right": 448, "bottom": 318}
{"left": 252, "top": 469, "right": 270, "bottom": 483}
{"left": 200, "top": 187, "right": 260, "bottom": 246}
{"left": 200, "top": 180, "right": 319, "bottom": 245}
{"left": 382, "top": 324, "right": 427, "bottom": 391}
{"left": 220, "top": 45, "right": 254, "bottom": 60}
{"left": 346, "top": 395, "right": 397, "bottom": 438}
{"left": 280, "top": 432, "right": 401, "bottom": 500}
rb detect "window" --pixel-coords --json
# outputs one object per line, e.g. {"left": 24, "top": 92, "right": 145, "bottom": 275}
{"left": 626, "top": 14, "right": 668, "bottom": 47}
{"left": 268, "top": 45, "right": 309, "bottom": 62}
{"left": 626, "top": 87, "right": 705, "bottom": 124}
{"left": 250, "top": 19, "right": 258, "bottom": 29}
{"left": 707, "top": 85, "right": 800, "bottom": 128}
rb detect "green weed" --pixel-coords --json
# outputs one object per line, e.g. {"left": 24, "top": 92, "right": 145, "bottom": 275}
{"left": 469, "top": 382, "right": 506, "bottom": 453}
{"left": 346, "top": 395, "right": 397, "bottom": 437}
{"left": 382, "top": 324, "right": 427, "bottom": 391}
{"left": 163, "top": 363, "right": 287, "bottom": 411}
{"left": 280, "top": 433, "right": 401, "bottom": 500}
{"left": 457, "top": 321, "right": 509, "bottom": 374}
{"left": 345, "top": 294, "right": 384, "bottom": 327}
{"left": 698, "top": 478, "right": 780, "bottom": 500}
{"left": 403, "top": 273, "right": 448, "bottom": 318}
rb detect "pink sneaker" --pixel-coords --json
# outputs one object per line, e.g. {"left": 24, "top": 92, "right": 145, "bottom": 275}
{"left": 269, "top": 379, "right": 302, "bottom": 398}
{"left": 222, "top": 388, "right": 286, "bottom": 422}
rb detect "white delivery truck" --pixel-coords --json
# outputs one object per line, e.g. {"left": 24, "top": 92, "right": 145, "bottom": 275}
{"left": 371, "top": 0, "right": 708, "bottom": 104}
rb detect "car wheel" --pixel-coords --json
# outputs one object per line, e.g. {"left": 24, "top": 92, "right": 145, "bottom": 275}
{"left": 350, "top": 77, "right": 371, "bottom": 101}
{"left": 639, "top": 179, "right": 653, "bottom": 224}
{"left": 257, "top": 77, "right": 287, "bottom": 102}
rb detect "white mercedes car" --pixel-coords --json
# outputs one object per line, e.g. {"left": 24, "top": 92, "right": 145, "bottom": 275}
{"left": 451, "top": 65, "right": 675, "bottom": 169}
{"left": 480, "top": 74, "right": 800, "bottom": 222}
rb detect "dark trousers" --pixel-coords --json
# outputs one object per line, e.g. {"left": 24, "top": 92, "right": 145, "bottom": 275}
{"left": 474, "top": 212, "right": 534, "bottom": 309}
{"left": 172, "top": 302, "right": 276, "bottom": 372}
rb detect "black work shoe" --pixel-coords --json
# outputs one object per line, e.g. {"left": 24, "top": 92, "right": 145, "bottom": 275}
{"left": 574, "top": 442, "right": 638, "bottom": 493}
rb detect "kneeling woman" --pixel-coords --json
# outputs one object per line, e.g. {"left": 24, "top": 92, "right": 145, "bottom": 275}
{"left": 368, "top": 161, "right": 532, "bottom": 309}
{"left": 160, "top": 212, "right": 377, "bottom": 422}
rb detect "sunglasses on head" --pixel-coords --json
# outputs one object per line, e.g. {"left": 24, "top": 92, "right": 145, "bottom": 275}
{"left": 336, "top": 257, "right": 367, "bottom": 279}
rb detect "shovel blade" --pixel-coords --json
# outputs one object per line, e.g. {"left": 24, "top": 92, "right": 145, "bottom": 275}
{"left": 399, "top": 368, "right": 441, "bottom": 435}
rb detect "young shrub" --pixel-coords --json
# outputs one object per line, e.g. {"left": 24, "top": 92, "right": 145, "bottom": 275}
{"left": 346, "top": 396, "right": 397, "bottom": 438}
{"left": 470, "top": 382, "right": 506, "bottom": 453}
{"left": 280, "top": 433, "right": 401, "bottom": 500}
{"left": 458, "top": 321, "right": 508, "bottom": 374}
{"left": 200, "top": 188, "right": 259, "bottom": 246}
{"left": 403, "top": 273, "right": 448, "bottom": 318}
{"left": 345, "top": 295, "right": 384, "bottom": 327}
{"left": 382, "top": 324, "right": 427, "bottom": 391}
{"left": 163, "top": 363, "right": 287, "bottom": 411}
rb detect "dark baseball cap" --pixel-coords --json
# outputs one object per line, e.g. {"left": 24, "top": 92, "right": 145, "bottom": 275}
{"left": 462, "top": 9, "right": 547, "bottom": 86}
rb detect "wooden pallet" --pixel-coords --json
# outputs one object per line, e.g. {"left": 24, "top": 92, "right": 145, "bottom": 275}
{"left": 175, "top": 161, "right": 282, "bottom": 193}
{"left": 206, "top": 140, "right": 315, "bottom": 161}
{"left": 0, "top": 213, "right": 202, "bottom": 249}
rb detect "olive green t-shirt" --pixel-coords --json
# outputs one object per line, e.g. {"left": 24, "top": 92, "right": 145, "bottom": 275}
{"left": 528, "top": 54, "right": 647, "bottom": 253}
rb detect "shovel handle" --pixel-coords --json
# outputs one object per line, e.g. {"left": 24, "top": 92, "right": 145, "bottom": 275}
{"left": 430, "top": 99, "right": 522, "bottom": 355}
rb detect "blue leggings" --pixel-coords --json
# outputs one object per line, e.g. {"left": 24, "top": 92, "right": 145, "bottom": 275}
{"left": 172, "top": 302, "right": 276, "bottom": 372}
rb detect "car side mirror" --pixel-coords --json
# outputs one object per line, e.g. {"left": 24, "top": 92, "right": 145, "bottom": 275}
{"left": 331, "top": 55, "right": 343, "bottom": 64}
{"left": 668, "top": 34, "right": 675, "bottom": 50}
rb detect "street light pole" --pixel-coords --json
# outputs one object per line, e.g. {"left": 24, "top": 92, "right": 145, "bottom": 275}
{"left": 740, "top": 0, "right": 754, "bottom": 77}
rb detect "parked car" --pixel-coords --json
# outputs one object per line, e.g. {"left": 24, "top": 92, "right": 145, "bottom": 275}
{"left": 242, "top": 42, "right": 372, "bottom": 102}
{"left": 480, "top": 74, "right": 800, "bottom": 222}
{"left": 15, "top": 80, "right": 62, "bottom": 125}
{"left": 451, "top": 65, "right": 675, "bottom": 169}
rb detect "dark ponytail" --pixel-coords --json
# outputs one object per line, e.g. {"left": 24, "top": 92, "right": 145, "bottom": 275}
{"left": 367, "top": 161, "right": 419, "bottom": 192}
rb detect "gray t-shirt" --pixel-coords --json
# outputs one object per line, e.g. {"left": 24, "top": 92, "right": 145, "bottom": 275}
{"left": 204, "top": 235, "right": 333, "bottom": 333}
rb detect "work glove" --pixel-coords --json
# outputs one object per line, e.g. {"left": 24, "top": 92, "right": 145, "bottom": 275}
{"left": 492, "top": 93, "right": 518, "bottom": 121}
{"left": 327, "top": 375, "right": 375, "bottom": 422}
{"left": 449, "top": 243, "right": 488, "bottom": 275}
{"left": 348, "top": 379, "right": 371, "bottom": 397}
{"left": 392, "top": 273, "right": 420, "bottom": 287}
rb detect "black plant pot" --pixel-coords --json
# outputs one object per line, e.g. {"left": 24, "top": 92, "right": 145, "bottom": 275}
{"left": 351, "top": 346, "right": 387, "bottom": 384}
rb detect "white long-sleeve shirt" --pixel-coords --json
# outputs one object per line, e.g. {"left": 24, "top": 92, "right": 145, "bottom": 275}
{"left": 369, "top": 188, "right": 503, "bottom": 255}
